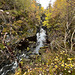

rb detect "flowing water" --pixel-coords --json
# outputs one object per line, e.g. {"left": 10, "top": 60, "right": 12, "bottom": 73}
{"left": 34, "top": 27, "right": 46, "bottom": 54}
{"left": 0, "top": 27, "right": 46, "bottom": 75}
{"left": 0, "top": 60, "right": 18, "bottom": 75}
{"left": 0, "top": 53, "right": 27, "bottom": 75}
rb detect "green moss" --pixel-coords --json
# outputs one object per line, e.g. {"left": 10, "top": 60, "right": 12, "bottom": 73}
{"left": 27, "top": 47, "right": 30, "bottom": 51}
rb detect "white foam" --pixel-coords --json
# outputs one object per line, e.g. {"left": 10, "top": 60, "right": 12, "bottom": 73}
{"left": 35, "top": 28, "right": 46, "bottom": 54}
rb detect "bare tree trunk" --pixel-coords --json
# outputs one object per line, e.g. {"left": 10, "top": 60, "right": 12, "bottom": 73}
{"left": 71, "top": 30, "right": 75, "bottom": 51}
{"left": 64, "top": 0, "right": 69, "bottom": 52}
{"left": 64, "top": 22, "right": 69, "bottom": 52}
{"left": 64, "top": 29, "right": 67, "bottom": 51}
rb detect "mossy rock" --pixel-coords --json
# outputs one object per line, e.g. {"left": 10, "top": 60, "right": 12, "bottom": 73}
{"left": 29, "top": 41, "right": 33, "bottom": 43}
{"left": 19, "top": 50, "right": 21, "bottom": 53}
{"left": 40, "top": 47, "right": 45, "bottom": 49}
{"left": 30, "top": 55, "right": 39, "bottom": 59}
{"left": 39, "top": 49, "right": 46, "bottom": 54}
{"left": 40, "top": 46, "right": 48, "bottom": 49}
{"left": 27, "top": 47, "right": 30, "bottom": 51}
{"left": 28, "top": 51, "right": 32, "bottom": 55}
{"left": 44, "top": 46, "right": 48, "bottom": 48}
{"left": 22, "top": 58, "right": 30, "bottom": 62}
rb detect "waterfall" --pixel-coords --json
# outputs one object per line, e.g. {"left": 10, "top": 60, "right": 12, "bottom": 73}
{"left": 34, "top": 27, "right": 46, "bottom": 54}
{"left": 0, "top": 26, "right": 47, "bottom": 75}
{"left": 0, "top": 53, "right": 26, "bottom": 75}
{"left": 0, "top": 60, "right": 18, "bottom": 75}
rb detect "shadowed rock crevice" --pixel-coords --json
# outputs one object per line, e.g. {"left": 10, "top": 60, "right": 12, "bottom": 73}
{"left": 17, "top": 35, "right": 37, "bottom": 50}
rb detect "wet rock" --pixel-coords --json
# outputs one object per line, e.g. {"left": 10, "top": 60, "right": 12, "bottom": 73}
{"left": 26, "top": 56, "right": 29, "bottom": 59}
{"left": 6, "top": 12, "right": 9, "bottom": 15}
{"left": 17, "top": 35, "right": 36, "bottom": 50}
{"left": 23, "top": 58, "right": 30, "bottom": 62}
{"left": 0, "top": 9, "right": 3, "bottom": 12}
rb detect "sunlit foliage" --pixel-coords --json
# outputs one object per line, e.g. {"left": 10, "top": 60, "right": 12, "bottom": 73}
{"left": 15, "top": 48, "right": 75, "bottom": 75}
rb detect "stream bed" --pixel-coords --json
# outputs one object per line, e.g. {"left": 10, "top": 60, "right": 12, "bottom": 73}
{"left": 0, "top": 27, "right": 47, "bottom": 75}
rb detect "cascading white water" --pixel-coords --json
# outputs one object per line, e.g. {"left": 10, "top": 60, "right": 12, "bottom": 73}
{"left": 0, "top": 53, "right": 26, "bottom": 75}
{"left": 35, "top": 28, "right": 46, "bottom": 54}
{"left": 0, "top": 27, "right": 47, "bottom": 75}
{"left": 0, "top": 60, "right": 18, "bottom": 75}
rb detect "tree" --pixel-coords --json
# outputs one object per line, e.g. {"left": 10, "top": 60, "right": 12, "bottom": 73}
{"left": 43, "top": 0, "right": 75, "bottom": 51}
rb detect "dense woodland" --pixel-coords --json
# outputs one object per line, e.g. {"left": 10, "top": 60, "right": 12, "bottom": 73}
{"left": 0, "top": 0, "right": 75, "bottom": 75}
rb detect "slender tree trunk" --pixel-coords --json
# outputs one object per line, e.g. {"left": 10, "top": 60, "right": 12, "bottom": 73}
{"left": 64, "top": 28, "right": 67, "bottom": 52}
{"left": 71, "top": 30, "right": 75, "bottom": 51}
{"left": 64, "top": 0, "right": 69, "bottom": 52}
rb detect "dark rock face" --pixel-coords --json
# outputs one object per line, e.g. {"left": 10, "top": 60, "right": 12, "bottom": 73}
{"left": 42, "top": 26, "right": 47, "bottom": 31}
{"left": 17, "top": 40, "right": 29, "bottom": 50}
{"left": 17, "top": 35, "right": 36, "bottom": 50}
{"left": 27, "top": 35, "right": 36, "bottom": 42}
{"left": 36, "top": 26, "right": 40, "bottom": 33}
{"left": 41, "top": 14, "right": 46, "bottom": 22}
